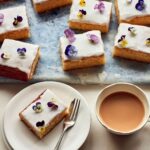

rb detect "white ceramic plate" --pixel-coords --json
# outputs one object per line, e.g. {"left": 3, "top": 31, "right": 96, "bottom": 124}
{"left": 1, "top": 119, "right": 12, "bottom": 150}
{"left": 2, "top": 131, "right": 11, "bottom": 150}
{"left": 3, "top": 81, "right": 91, "bottom": 150}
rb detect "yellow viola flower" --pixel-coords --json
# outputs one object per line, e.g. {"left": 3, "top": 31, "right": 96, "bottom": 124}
{"left": 118, "top": 35, "right": 128, "bottom": 48}
{"left": 77, "top": 9, "right": 86, "bottom": 19}
{"left": 40, "top": 127, "right": 46, "bottom": 134}
{"left": 120, "top": 40, "right": 128, "bottom": 48}
{"left": 79, "top": 0, "right": 86, "bottom": 7}
{"left": 145, "top": 38, "right": 150, "bottom": 47}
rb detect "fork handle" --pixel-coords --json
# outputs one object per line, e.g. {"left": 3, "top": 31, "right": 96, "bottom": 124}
{"left": 54, "top": 128, "right": 67, "bottom": 150}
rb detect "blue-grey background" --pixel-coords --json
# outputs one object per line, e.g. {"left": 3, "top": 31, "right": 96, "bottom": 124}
{"left": 0, "top": 0, "right": 150, "bottom": 84}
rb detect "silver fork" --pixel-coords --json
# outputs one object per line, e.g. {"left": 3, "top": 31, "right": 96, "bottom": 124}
{"left": 54, "top": 98, "right": 80, "bottom": 150}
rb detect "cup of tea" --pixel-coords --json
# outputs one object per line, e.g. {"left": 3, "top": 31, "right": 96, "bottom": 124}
{"left": 95, "top": 82, "right": 150, "bottom": 135}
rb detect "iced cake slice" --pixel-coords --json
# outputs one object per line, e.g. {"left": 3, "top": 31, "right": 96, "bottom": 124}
{"left": 113, "top": 23, "right": 150, "bottom": 63}
{"left": 0, "top": 5, "right": 30, "bottom": 42}
{"left": 115, "top": 0, "right": 150, "bottom": 25}
{"left": 32, "top": 0, "right": 72, "bottom": 13}
{"left": 19, "top": 89, "right": 67, "bottom": 139}
{"left": 60, "top": 29, "right": 105, "bottom": 70}
{"left": 69, "top": 0, "right": 112, "bottom": 33}
{"left": 0, "top": 39, "right": 40, "bottom": 81}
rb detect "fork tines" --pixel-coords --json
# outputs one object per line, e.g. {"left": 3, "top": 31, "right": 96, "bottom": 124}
{"left": 69, "top": 98, "right": 80, "bottom": 122}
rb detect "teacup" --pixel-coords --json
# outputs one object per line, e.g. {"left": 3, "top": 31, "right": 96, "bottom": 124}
{"left": 95, "top": 82, "right": 150, "bottom": 135}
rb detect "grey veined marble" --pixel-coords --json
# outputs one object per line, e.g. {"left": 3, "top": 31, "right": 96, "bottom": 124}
{"left": 0, "top": 0, "right": 150, "bottom": 84}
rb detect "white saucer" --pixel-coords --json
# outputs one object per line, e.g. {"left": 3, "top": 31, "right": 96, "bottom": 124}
{"left": 3, "top": 81, "right": 91, "bottom": 150}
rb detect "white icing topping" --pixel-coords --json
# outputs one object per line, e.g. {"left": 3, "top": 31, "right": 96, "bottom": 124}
{"left": 0, "top": 6, "right": 29, "bottom": 34}
{"left": 0, "top": 39, "right": 39, "bottom": 75}
{"left": 114, "top": 23, "right": 150, "bottom": 53}
{"left": 60, "top": 30, "right": 104, "bottom": 61}
{"left": 69, "top": 0, "right": 112, "bottom": 25}
{"left": 21, "top": 89, "right": 66, "bottom": 130}
{"left": 117, "top": 0, "right": 150, "bottom": 20}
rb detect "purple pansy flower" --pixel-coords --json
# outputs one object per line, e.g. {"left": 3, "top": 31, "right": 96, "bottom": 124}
{"left": 1, "top": 53, "right": 5, "bottom": 59}
{"left": 47, "top": 101, "right": 58, "bottom": 110}
{"left": 79, "top": 9, "right": 87, "bottom": 15}
{"left": 17, "top": 48, "right": 26, "bottom": 56}
{"left": 1, "top": 52, "right": 10, "bottom": 60}
{"left": 65, "top": 45, "right": 78, "bottom": 57}
{"left": 118, "top": 35, "right": 126, "bottom": 43}
{"left": 36, "top": 120, "right": 45, "bottom": 127}
{"left": 94, "top": 1, "right": 105, "bottom": 13}
{"left": 13, "top": 16, "right": 23, "bottom": 26}
{"left": 0, "top": 13, "right": 4, "bottom": 25}
{"left": 87, "top": 34, "right": 100, "bottom": 44}
{"left": 77, "top": 9, "right": 87, "bottom": 18}
{"left": 32, "top": 102, "right": 43, "bottom": 113}
{"left": 64, "top": 29, "right": 76, "bottom": 43}
{"left": 135, "top": 0, "right": 145, "bottom": 11}
{"left": 17, "top": 16, "right": 23, "bottom": 22}
{"left": 47, "top": 102, "right": 54, "bottom": 107}
{"left": 128, "top": 27, "right": 137, "bottom": 36}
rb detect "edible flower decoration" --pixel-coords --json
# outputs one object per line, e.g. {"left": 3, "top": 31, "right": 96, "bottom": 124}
{"left": 87, "top": 34, "right": 100, "bottom": 44}
{"left": 1, "top": 52, "right": 10, "bottom": 60}
{"left": 64, "top": 29, "right": 76, "bottom": 43}
{"left": 47, "top": 101, "right": 58, "bottom": 110}
{"left": 94, "top": 0, "right": 105, "bottom": 13}
{"left": 17, "top": 48, "right": 26, "bottom": 57}
{"left": 77, "top": 9, "right": 87, "bottom": 19}
{"left": 79, "top": 0, "right": 86, "bottom": 7}
{"left": 36, "top": 120, "right": 45, "bottom": 127}
{"left": 135, "top": 0, "right": 145, "bottom": 11}
{"left": 118, "top": 35, "right": 128, "bottom": 47}
{"left": 0, "top": 13, "right": 4, "bottom": 25}
{"left": 13, "top": 16, "right": 23, "bottom": 26}
{"left": 32, "top": 102, "right": 43, "bottom": 113}
{"left": 36, "top": 120, "right": 45, "bottom": 133}
{"left": 128, "top": 27, "right": 137, "bottom": 36}
{"left": 65, "top": 45, "right": 78, "bottom": 57}
{"left": 126, "top": 0, "right": 132, "bottom": 4}
{"left": 145, "top": 38, "right": 150, "bottom": 47}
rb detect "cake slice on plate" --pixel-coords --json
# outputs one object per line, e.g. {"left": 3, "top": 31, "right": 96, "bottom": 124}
{"left": 19, "top": 89, "right": 68, "bottom": 139}
{"left": 113, "top": 23, "right": 150, "bottom": 63}
{"left": 0, "top": 6, "right": 30, "bottom": 42}
{"left": 60, "top": 29, "right": 105, "bottom": 70}
{"left": 0, "top": 39, "right": 40, "bottom": 81}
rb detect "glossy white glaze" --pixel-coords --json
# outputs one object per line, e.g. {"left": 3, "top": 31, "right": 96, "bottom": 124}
{"left": 0, "top": 6, "right": 29, "bottom": 34}
{"left": 117, "top": 0, "right": 150, "bottom": 20}
{"left": 0, "top": 39, "right": 39, "bottom": 75}
{"left": 114, "top": 23, "right": 150, "bottom": 53}
{"left": 69, "top": 0, "right": 112, "bottom": 25}
{"left": 60, "top": 30, "right": 104, "bottom": 61}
